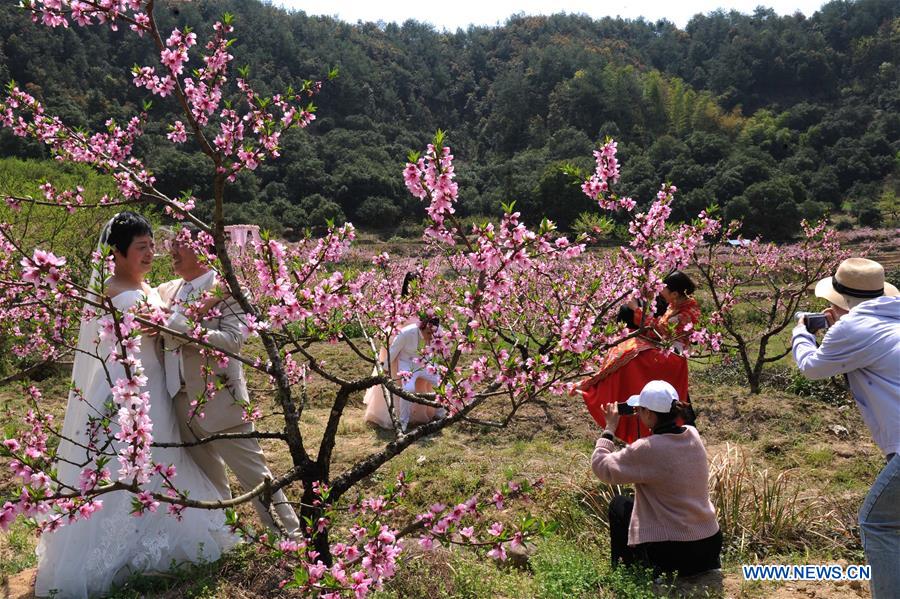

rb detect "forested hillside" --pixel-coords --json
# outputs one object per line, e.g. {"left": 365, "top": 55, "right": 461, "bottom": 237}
{"left": 1, "top": 0, "right": 897, "bottom": 239}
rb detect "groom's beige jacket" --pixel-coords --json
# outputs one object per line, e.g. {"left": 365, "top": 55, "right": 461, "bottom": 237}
{"left": 157, "top": 274, "right": 250, "bottom": 432}
{"left": 157, "top": 275, "right": 301, "bottom": 535}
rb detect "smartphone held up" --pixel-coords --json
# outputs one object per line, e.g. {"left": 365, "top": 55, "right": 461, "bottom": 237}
{"left": 796, "top": 311, "right": 830, "bottom": 334}
{"left": 616, "top": 402, "right": 635, "bottom": 415}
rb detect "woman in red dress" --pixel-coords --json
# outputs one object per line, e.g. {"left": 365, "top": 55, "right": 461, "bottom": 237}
{"left": 578, "top": 271, "right": 700, "bottom": 442}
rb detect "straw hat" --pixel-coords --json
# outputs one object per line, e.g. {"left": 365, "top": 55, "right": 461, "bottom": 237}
{"left": 814, "top": 258, "right": 899, "bottom": 310}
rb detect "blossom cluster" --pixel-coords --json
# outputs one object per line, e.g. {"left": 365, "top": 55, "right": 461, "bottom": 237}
{"left": 581, "top": 140, "right": 635, "bottom": 211}
{"left": 1, "top": 84, "right": 153, "bottom": 202}
{"left": 23, "top": 0, "right": 144, "bottom": 30}
{"left": 403, "top": 141, "right": 459, "bottom": 244}
{"left": 221, "top": 474, "right": 547, "bottom": 599}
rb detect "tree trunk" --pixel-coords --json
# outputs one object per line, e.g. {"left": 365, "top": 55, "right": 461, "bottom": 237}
{"left": 300, "top": 476, "right": 332, "bottom": 565}
{"left": 749, "top": 372, "right": 761, "bottom": 394}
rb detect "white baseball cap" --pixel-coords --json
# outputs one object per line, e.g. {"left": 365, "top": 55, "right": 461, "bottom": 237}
{"left": 626, "top": 380, "right": 679, "bottom": 413}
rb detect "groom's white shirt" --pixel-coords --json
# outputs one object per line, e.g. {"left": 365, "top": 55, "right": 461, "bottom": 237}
{"left": 166, "top": 269, "right": 217, "bottom": 328}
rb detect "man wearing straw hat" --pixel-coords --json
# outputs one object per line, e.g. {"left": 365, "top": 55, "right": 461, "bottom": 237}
{"left": 792, "top": 257, "right": 899, "bottom": 598}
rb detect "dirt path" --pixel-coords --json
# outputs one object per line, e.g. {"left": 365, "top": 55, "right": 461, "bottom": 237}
{"left": 2, "top": 568, "right": 34, "bottom": 599}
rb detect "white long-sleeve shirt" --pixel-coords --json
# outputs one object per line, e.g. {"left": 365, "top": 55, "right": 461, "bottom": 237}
{"left": 792, "top": 296, "right": 900, "bottom": 456}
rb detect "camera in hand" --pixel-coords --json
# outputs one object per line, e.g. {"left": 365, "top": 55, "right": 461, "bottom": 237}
{"left": 616, "top": 402, "right": 635, "bottom": 415}
{"left": 803, "top": 313, "right": 830, "bottom": 333}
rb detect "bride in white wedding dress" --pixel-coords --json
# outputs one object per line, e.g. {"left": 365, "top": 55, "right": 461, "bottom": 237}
{"left": 35, "top": 212, "right": 237, "bottom": 599}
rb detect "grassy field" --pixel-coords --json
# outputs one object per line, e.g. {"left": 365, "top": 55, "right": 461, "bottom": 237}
{"left": 2, "top": 232, "right": 896, "bottom": 598}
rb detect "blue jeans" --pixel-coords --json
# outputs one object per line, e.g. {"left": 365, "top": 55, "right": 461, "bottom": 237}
{"left": 859, "top": 454, "right": 900, "bottom": 598}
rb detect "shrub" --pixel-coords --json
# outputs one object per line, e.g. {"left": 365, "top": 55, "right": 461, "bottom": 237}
{"left": 356, "top": 196, "right": 401, "bottom": 226}
{"left": 763, "top": 365, "right": 853, "bottom": 405}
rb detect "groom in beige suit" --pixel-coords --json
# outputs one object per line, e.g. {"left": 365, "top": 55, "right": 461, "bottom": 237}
{"left": 157, "top": 225, "right": 299, "bottom": 537}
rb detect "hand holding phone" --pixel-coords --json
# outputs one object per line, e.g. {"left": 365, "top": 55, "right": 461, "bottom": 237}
{"left": 803, "top": 313, "right": 830, "bottom": 334}
{"left": 795, "top": 311, "right": 830, "bottom": 334}
{"left": 616, "top": 402, "right": 634, "bottom": 415}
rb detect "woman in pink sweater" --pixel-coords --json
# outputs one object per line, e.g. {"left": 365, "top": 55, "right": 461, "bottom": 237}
{"left": 592, "top": 380, "right": 721, "bottom": 577}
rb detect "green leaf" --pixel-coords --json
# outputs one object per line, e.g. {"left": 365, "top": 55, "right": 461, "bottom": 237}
{"left": 327, "top": 66, "right": 339, "bottom": 80}
{"left": 223, "top": 12, "right": 234, "bottom": 26}
{"left": 142, "top": 100, "right": 152, "bottom": 112}
{"left": 559, "top": 162, "right": 587, "bottom": 182}
{"left": 542, "top": 521, "right": 560, "bottom": 535}
{"left": 288, "top": 566, "right": 309, "bottom": 588}
{"left": 538, "top": 218, "right": 558, "bottom": 235}
{"left": 432, "top": 128, "right": 446, "bottom": 148}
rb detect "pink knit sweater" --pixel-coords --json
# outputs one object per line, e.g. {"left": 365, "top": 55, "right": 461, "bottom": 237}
{"left": 592, "top": 426, "right": 720, "bottom": 546}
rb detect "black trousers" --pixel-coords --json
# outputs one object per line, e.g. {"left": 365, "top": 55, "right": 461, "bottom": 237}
{"left": 608, "top": 494, "right": 722, "bottom": 577}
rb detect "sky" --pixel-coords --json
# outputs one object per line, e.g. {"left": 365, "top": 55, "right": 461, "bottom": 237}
{"left": 272, "top": 0, "right": 829, "bottom": 30}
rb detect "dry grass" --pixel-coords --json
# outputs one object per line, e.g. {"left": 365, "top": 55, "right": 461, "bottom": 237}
{"left": 710, "top": 444, "right": 850, "bottom": 558}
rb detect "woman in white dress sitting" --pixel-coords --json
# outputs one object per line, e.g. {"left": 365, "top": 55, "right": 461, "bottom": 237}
{"left": 363, "top": 314, "right": 443, "bottom": 431}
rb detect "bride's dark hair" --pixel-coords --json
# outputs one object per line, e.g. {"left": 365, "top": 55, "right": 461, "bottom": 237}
{"left": 102, "top": 211, "right": 153, "bottom": 256}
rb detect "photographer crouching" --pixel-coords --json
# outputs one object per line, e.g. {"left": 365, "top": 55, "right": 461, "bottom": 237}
{"left": 792, "top": 257, "right": 899, "bottom": 599}
{"left": 592, "top": 380, "right": 722, "bottom": 579}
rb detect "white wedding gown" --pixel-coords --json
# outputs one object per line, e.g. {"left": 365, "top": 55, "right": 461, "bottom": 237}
{"left": 35, "top": 289, "right": 237, "bottom": 598}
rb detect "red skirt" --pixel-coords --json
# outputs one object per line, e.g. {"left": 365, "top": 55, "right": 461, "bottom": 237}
{"left": 581, "top": 348, "right": 689, "bottom": 443}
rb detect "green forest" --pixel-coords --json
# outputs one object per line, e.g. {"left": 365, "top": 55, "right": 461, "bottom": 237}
{"left": 1, "top": 0, "right": 897, "bottom": 240}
